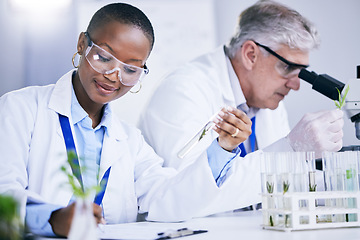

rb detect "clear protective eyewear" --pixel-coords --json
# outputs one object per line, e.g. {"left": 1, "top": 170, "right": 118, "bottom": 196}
{"left": 84, "top": 32, "right": 149, "bottom": 86}
{"left": 254, "top": 41, "right": 309, "bottom": 78}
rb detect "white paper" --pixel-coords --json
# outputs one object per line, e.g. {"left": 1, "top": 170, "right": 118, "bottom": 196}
{"left": 98, "top": 222, "right": 177, "bottom": 240}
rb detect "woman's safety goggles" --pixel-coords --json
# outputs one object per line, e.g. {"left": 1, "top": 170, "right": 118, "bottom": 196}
{"left": 84, "top": 32, "right": 149, "bottom": 86}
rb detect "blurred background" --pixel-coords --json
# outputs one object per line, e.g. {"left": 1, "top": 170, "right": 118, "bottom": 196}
{"left": 1, "top": 0, "right": 359, "bottom": 146}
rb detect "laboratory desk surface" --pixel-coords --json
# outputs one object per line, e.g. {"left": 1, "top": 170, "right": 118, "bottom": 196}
{"left": 38, "top": 210, "right": 360, "bottom": 240}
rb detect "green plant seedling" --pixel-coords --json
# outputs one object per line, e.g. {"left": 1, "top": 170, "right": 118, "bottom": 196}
{"left": 61, "top": 151, "right": 101, "bottom": 199}
{"left": 283, "top": 181, "right": 290, "bottom": 194}
{"left": 334, "top": 85, "right": 349, "bottom": 109}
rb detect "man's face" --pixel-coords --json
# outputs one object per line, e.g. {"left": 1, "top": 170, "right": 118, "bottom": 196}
{"left": 245, "top": 44, "right": 309, "bottom": 110}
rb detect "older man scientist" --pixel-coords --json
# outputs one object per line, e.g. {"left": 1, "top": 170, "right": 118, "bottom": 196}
{"left": 139, "top": 0, "right": 344, "bottom": 180}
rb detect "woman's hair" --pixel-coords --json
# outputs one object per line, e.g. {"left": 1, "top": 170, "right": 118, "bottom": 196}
{"left": 86, "top": 3, "right": 155, "bottom": 50}
{"left": 225, "top": 0, "right": 320, "bottom": 58}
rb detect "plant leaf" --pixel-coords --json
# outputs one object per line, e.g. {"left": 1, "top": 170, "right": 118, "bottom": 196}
{"left": 334, "top": 85, "right": 350, "bottom": 109}
{"left": 60, "top": 150, "right": 100, "bottom": 199}
{"left": 266, "top": 181, "right": 274, "bottom": 194}
{"left": 199, "top": 128, "right": 207, "bottom": 141}
{"left": 283, "top": 181, "right": 290, "bottom": 194}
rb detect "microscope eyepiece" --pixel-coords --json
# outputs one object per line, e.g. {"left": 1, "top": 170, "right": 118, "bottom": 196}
{"left": 298, "top": 69, "right": 345, "bottom": 100}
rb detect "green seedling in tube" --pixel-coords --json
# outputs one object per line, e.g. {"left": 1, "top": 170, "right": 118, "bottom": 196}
{"left": 283, "top": 181, "right": 290, "bottom": 194}
{"left": 266, "top": 181, "right": 274, "bottom": 194}
{"left": 266, "top": 181, "right": 275, "bottom": 226}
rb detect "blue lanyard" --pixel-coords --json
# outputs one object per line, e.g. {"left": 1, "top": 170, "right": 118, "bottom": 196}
{"left": 239, "top": 116, "right": 256, "bottom": 157}
{"left": 58, "top": 114, "right": 110, "bottom": 205}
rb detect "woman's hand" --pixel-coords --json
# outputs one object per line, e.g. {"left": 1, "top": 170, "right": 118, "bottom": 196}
{"left": 49, "top": 202, "right": 104, "bottom": 237}
{"left": 213, "top": 106, "right": 252, "bottom": 152}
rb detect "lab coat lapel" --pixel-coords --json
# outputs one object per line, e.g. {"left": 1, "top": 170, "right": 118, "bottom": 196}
{"left": 48, "top": 69, "right": 74, "bottom": 117}
{"left": 213, "top": 46, "right": 237, "bottom": 105}
{"left": 99, "top": 136, "right": 121, "bottom": 180}
{"left": 49, "top": 69, "right": 81, "bottom": 163}
{"left": 98, "top": 113, "right": 128, "bottom": 181}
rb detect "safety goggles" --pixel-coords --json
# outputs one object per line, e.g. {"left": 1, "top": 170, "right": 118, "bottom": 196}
{"left": 254, "top": 41, "right": 309, "bottom": 78}
{"left": 84, "top": 32, "right": 149, "bottom": 86}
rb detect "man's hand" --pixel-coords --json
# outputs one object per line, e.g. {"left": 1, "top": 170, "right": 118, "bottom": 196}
{"left": 213, "top": 106, "right": 252, "bottom": 151}
{"left": 49, "top": 202, "right": 104, "bottom": 237}
{"left": 287, "top": 109, "right": 344, "bottom": 158}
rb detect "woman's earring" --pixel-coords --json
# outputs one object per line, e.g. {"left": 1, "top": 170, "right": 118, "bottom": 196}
{"left": 72, "top": 52, "right": 81, "bottom": 68}
{"left": 130, "top": 82, "right": 142, "bottom": 94}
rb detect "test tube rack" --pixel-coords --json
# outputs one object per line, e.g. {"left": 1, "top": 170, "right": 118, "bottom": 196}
{"left": 261, "top": 191, "right": 360, "bottom": 231}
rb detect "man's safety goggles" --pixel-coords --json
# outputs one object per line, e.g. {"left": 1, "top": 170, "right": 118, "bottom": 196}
{"left": 254, "top": 41, "right": 309, "bottom": 78}
{"left": 84, "top": 32, "right": 149, "bottom": 86}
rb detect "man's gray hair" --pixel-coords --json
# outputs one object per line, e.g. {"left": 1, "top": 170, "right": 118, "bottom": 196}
{"left": 225, "top": 0, "right": 320, "bottom": 58}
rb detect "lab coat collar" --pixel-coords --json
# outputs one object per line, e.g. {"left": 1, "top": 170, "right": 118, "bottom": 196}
{"left": 104, "top": 102, "right": 127, "bottom": 141}
{"left": 214, "top": 46, "right": 237, "bottom": 105}
{"left": 70, "top": 85, "right": 89, "bottom": 125}
{"left": 225, "top": 53, "right": 247, "bottom": 107}
{"left": 101, "top": 103, "right": 113, "bottom": 138}
{"left": 97, "top": 103, "right": 132, "bottom": 179}
{"left": 48, "top": 69, "right": 74, "bottom": 118}
{"left": 48, "top": 69, "right": 127, "bottom": 141}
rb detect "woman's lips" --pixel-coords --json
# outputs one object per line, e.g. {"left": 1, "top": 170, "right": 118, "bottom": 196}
{"left": 95, "top": 80, "right": 119, "bottom": 94}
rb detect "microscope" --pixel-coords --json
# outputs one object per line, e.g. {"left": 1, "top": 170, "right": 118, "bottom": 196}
{"left": 298, "top": 66, "right": 360, "bottom": 150}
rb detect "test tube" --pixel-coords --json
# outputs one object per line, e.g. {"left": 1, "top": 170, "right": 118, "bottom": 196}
{"left": 323, "top": 152, "right": 334, "bottom": 192}
{"left": 292, "top": 152, "right": 309, "bottom": 213}
{"left": 292, "top": 152, "right": 308, "bottom": 193}
{"left": 275, "top": 152, "right": 293, "bottom": 195}
{"left": 260, "top": 152, "right": 277, "bottom": 227}
{"left": 322, "top": 151, "right": 346, "bottom": 223}
{"left": 275, "top": 152, "right": 294, "bottom": 228}
{"left": 358, "top": 151, "right": 360, "bottom": 192}
{"left": 335, "top": 153, "right": 346, "bottom": 222}
{"left": 343, "top": 151, "right": 359, "bottom": 192}
{"left": 322, "top": 152, "right": 335, "bottom": 223}
{"left": 260, "top": 152, "right": 277, "bottom": 195}
{"left": 306, "top": 152, "right": 317, "bottom": 192}
{"left": 343, "top": 151, "right": 359, "bottom": 222}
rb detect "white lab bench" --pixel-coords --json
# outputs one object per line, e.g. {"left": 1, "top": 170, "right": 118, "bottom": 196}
{"left": 37, "top": 210, "right": 360, "bottom": 240}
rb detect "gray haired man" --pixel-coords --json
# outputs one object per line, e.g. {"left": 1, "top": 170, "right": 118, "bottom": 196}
{"left": 139, "top": 0, "right": 343, "bottom": 179}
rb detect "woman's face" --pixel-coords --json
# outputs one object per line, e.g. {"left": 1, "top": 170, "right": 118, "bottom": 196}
{"left": 75, "top": 21, "right": 151, "bottom": 108}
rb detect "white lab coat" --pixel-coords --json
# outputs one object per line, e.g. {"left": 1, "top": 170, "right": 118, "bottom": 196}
{"left": 0, "top": 69, "right": 263, "bottom": 224}
{"left": 139, "top": 46, "right": 292, "bottom": 170}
